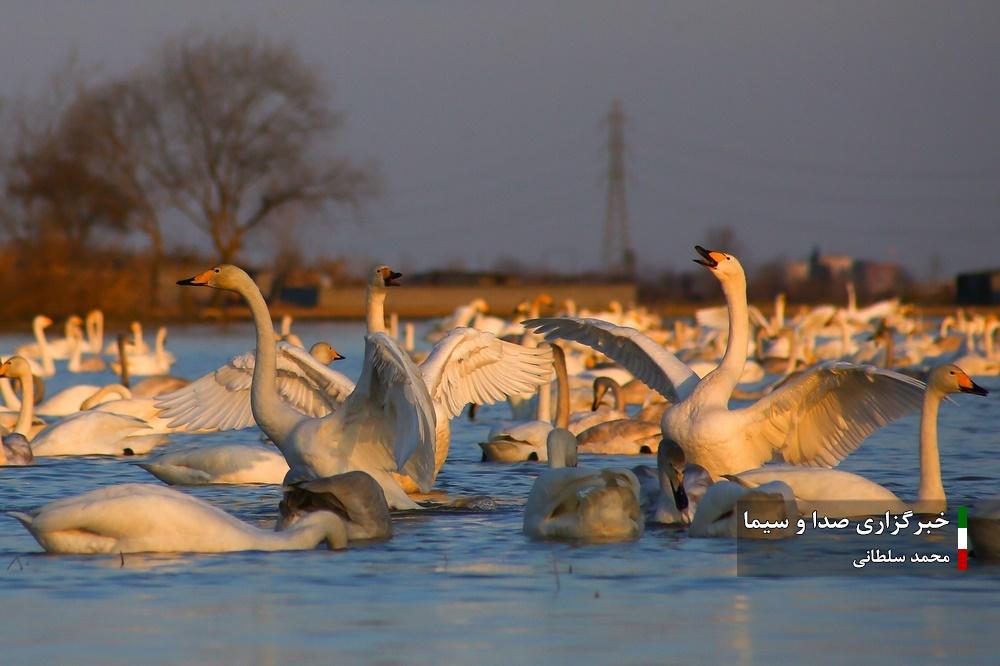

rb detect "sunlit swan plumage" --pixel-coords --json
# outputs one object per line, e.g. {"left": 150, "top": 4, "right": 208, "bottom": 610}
{"left": 526, "top": 246, "right": 927, "bottom": 478}
{"left": 728, "top": 364, "right": 989, "bottom": 515}
{"left": 523, "top": 427, "right": 643, "bottom": 541}
{"left": 176, "top": 264, "right": 435, "bottom": 510}
{"left": 9, "top": 484, "right": 348, "bottom": 553}
{"left": 139, "top": 443, "right": 290, "bottom": 485}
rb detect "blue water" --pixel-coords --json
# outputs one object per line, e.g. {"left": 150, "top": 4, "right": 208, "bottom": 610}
{"left": 0, "top": 321, "right": 997, "bottom": 664}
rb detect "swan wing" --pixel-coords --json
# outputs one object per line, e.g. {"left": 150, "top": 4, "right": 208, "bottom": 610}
{"left": 420, "top": 328, "right": 554, "bottom": 419}
{"left": 738, "top": 362, "right": 925, "bottom": 467}
{"left": 523, "top": 317, "right": 699, "bottom": 402}
{"left": 156, "top": 345, "right": 348, "bottom": 431}
{"left": 342, "top": 333, "right": 436, "bottom": 492}
{"left": 275, "top": 342, "right": 356, "bottom": 403}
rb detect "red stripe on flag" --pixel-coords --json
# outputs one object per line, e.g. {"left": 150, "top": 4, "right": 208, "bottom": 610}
{"left": 958, "top": 550, "right": 968, "bottom": 571}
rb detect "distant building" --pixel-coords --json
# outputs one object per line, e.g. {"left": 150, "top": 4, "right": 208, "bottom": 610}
{"left": 784, "top": 250, "right": 906, "bottom": 298}
{"left": 956, "top": 269, "right": 1000, "bottom": 305}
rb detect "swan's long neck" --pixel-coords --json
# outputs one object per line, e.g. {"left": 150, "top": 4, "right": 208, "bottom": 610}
{"left": 0, "top": 379, "right": 20, "bottom": 410}
{"left": 88, "top": 312, "right": 103, "bottom": 352}
{"left": 242, "top": 275, "right": 302, "bottom": 443}
{"left": 80, "top": 384, "right": 131, "bottom": 410}
{"left": 553, "top": 347, "right": 569, "bottom": 429}
{"left": 35, "top": 320, "right": 53, "bottom": 375}
{"left": 366, "top": 286, "right": 387, "bottom": 333}
{"left": 916, "top": 386, "right": 946, "bottom": 510}
{"left": 702, "top": 273, "right": 749, "bottom": 403}
{"left": 600, "top": 378, "right": 623, "bottom": 410}
{"left": 255, "top": 512, "right": 346, "bottom": 551}
{"left": 13, "top": 371, "right": 34, "bottom": 437}
{"left": 536, "top": 377, "right": 552, "bottom": 423}
{"left": 839, "top": 317, "right": 853, "bottom": 356}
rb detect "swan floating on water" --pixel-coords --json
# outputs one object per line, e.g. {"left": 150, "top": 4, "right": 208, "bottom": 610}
{"left": 523, "top": 427, "right": 644, "bottom": 542}
{"left": 9, "top": 484, "right": 348, "bottom": 554}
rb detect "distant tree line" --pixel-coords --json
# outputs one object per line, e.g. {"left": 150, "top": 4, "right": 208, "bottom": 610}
{"left": 0, "top": 30, "right": 377, "bottom": 318}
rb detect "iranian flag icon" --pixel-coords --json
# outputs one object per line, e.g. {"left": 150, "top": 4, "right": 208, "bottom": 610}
{"left": 958, "top": 506, "right": 968, "bottom": 571}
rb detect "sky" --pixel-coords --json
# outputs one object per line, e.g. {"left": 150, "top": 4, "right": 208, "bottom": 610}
{"left": 1, "top": 1, "right": 998, "bottom": 278}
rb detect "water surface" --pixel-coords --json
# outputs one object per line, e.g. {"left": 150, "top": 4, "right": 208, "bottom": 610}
{"left": 0, "top": 321, "right": 997, "bottom": 664}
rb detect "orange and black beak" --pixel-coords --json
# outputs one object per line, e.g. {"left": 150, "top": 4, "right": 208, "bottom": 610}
{"left": 333, "top": 352, "right": 346, "bottom": 361}
{"left": 693, "top": 245, "right": 722, "bottom": 269}
{"left": 177, "top": 269, "right": 214, "bottom": 287}
{"left": 385, "top": 271, "right": 402, "bottom": 287}
{"left": 958, "top": 374, "right": 989, "bottom": 397}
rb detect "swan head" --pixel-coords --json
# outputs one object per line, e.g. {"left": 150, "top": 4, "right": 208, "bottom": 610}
{"left": 591, "top": 376, "right": 617, "bottom": 411}
{"left": 33, "top": 315, "right": 53, "bottom": 329}
{"left": 310, "top": 342, "right": 346, "bottom": 364}
{"left": 279, "top": 509, "right": 349, "bottom": 550}
{"left": 0, "top": 356, "right": 32, "bottom": 381}
{"left": 931, "top": 364, "right": 989, "bottom": 397}
{"left": 657, "top": 438, "right": 690, "bottom": 517}
{"left": 546, "top": 428, "right": 578, "bottom": 469}
{"left": 693, "top": 245, "right": 744, "bottom": 282}
{"left": 372, "top": 265, "right": 401, "bottom": 289}
{"left": 177, "top": 264, "right": 251, "bottom": 291}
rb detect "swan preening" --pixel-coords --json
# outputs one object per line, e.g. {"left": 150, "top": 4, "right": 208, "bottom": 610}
{"left": 3, "top": 246, "right": 994, "bottom": 560}
{"left": 523, "top": 427, "right": 644, "bottom": 541}
{"left": 10, "top": 483, "right": 351, "bottom": 553}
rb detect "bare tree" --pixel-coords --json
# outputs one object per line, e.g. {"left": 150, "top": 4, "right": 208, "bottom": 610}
{"left": 136, "top": 31, "right": 377, "bottom": 265}
{"left": 45, "top": 81, "right": 169, "bottom": 304}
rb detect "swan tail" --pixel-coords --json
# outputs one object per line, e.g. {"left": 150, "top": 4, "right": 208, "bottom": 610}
{"left": 7, "top": 511, "right": 32, "bottom": 528}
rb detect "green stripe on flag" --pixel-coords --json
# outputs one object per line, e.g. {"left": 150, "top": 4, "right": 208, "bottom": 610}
{"left": 958, "top": 506, "right": 967, "bottom": 530}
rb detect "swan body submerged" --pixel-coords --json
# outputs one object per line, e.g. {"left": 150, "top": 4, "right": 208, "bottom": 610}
{"left": 9, "top": 484, "right": 347, "bottom": 554}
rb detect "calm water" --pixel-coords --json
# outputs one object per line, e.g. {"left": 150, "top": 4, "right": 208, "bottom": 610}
{"left": 0, "top": 321, "right": 997, "bottom": 664}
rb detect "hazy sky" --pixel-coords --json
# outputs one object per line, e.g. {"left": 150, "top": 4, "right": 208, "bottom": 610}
{"left": 2, "top": 1, "right": 998, "bottom": 278}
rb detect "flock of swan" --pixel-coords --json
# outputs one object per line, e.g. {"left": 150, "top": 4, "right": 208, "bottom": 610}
{"left": 2, "top": 246, "right": 998, "bottom": 561}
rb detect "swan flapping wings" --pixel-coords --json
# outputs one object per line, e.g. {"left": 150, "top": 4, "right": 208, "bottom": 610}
{"left": 341, "top": 333, "right": 436, "bottom": 492}
{"left": 523, "top": 317, "right": 699, "bottom": 403}
{"left": 737, "top": 362, "right": 926, "bottom": 467}
{"left": 156, "top": 342, "right": 355, "bottom": 432}
{"left": 419, "top": 327, "right": 555, "bottom": 419}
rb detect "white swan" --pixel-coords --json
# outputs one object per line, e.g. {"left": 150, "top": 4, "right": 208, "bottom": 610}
{"left": 140, "top": 443, "right": 290, "bottom": 485}
{"left": 112, "top": 327, "right": 173, "bottom": 376}
{"left": 14, "top": 316, "right": 56, "bottom": 377}
{"left": 0, "top": 356, "right": 169, "bottom": 456}
{"left": 176, "top": 264, "right": 435, "bottom": 510}
{"left": 82, "top": 309, "right": 104, "bottom": 354}
{"left": 161, "top": 274, "right": 553, "bottom": 486}
{"left": 631, "top": 438, "right": 712, "bottom": 525}
{"left": 0, "top": 361, "right": 34, "bottom": 466}
{"left": 80, "top": 384, "right": 178, "bottom": 434}
{"left": 105, "top": 321, "right": 149, "bottom": 357}
{"left": 728, "top": 364, "right": 989, "bottom": 516}
{"left": 480, "top": 344, "right": 568, "bottom": 463}
{"left": 523, "top": 427, "right": 644, "bottom": 541}
{"left": 689, "top": 478, "right": 798, "bottom": 538}
{"left": 278, "top": 471, "right": 393, "bottom": 541}
{"left": 156, "top": 342, "right": 352, "bottom": 431}
{"left": 68, "top": 326, "right": 106, "bottom": 373}
{"left": 8, "top": 484, "right": 348, "bottom": 554}
{"left": 0, "top": 376, "right": 102, "bottom": 418}
{"left": 575, "top": 418, "right": 661, "bottom": 455}
{"left": 525, "top": 246, "right": 927, "bottom": 478}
